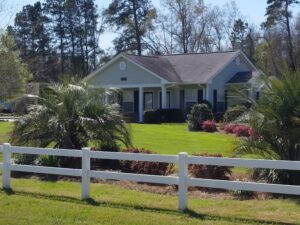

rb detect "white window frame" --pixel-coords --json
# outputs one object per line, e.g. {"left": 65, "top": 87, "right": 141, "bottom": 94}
{"left": 184, "top": 88, "right": 197, "bottom": 107}
{"left": 144, "top": 91, "right": 154, "bottom": 110}
{"left": 122, "top": 90, "right": 134, "bottom": 113}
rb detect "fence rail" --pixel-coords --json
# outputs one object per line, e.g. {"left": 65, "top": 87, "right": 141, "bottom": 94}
{"left": 1, "top": 143, "right": 300, "bottom": 210}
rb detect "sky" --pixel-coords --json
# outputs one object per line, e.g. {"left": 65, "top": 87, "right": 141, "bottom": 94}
{"left": 1, "top": 0, "right": 300, "bottom": 49}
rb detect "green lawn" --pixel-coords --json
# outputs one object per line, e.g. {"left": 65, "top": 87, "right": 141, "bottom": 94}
{"left": 0, "top": 122, "right": 237, "bottom": 156}
{"left": 0, "top": 178, "right": 299, "bottom": 225}
{"left": 0, "top": 121, "right": 13, "bottom": 144}
{"left": 130, "top": 123, "right": 237, "bottom": 156}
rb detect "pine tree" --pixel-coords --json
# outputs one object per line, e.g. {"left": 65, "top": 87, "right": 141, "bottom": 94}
{"left": 12, "top": 2, "right": 54, "bottom": 81}
{"left": 104, "top": 0, "right": 156, "bottom": 55}
{"left": 264, "top": 0, "right": 299, "bottom": 71}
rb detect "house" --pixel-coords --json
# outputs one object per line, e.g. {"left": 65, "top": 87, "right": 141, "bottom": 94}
{"left": 83, "top": 50, "right": 261, "bottom": 122}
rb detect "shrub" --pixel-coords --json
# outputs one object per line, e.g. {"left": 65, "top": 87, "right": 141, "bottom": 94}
{"left": 144, "top": 109, "right": 185, "bottom": 124}
{"left": 201, "top": 120, "right": 217, "bottom": 132}
{"left": 189, "top": 153, "right": 232, "bottom": 180}
{"left": 37, "top": 155, "right": 60, "bottom": 167}
{"left": 14, "top": 154, "right": 38, "bottom": 165}
{"left": 223, "top": 105, "right": 247, "bottom": 123}
{"left": 120, "top": 148, "right": 175, "bottom": 176}
{"left": 224, "top": 123, "right": 238, "bottom": 134}
{"left": 199, "top": 100, "right": 213, "bottom": 109}
{"left": 187, "top": 104, "right": 214, "bottom": 131}
{"left": 224, "top": 123, "right": 255, "bottom": 137}
{"left": 144, "top": 110, "right": 161, "bottom": 124}
{"left": 91, "top": 143, "right": 120, "bottom": 170}
{"left": 233, "top": 125, "right": 251, "bottom": 137}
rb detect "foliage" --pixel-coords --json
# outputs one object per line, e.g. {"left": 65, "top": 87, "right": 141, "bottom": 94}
{"left": 0, "top": 33, "right": 31, "bottom": 101}
{"left": 13, "top": 154, "right": 37, "bottom": 165}
{"left": 201, "top": 120, "right": 217, "bottom": 133}
{"left": 144, "top": 109, "right": 185, "bottom": 124}
{"left": 187, "top": 104, "right": 214, "bottom": 131}
{"left": 223, "top": 123, "right": 238, "bottom": 134}
{"left": 120, "top": 148, "right": 174, "bottom": 176}
{"left": 231, "top": 189, "right": 254, "bottom": 200}
{"left": 37, "top": 155, "right": 60, "bottom": 167}
{"left": 236, "top": 74, "right": 300, "bottom": 185}
{"left": 189, "top": 153, "right": 232, "bottom": 180}
{"left": 104, "top": 0, "right": 156, "bottom": 55}
{"left": 233, "top": 125, "right": 253, "bottom": 137}
{"left": 10, "top": 83, "right": 131, "bottom": 151}
{"left": 229, "top": 18, "right": 249, "bottom": 51}
{"left": 223, "top": 105, "right": 248, "bottom": 123}
{"left": 10, "top": 0, "right": 102, "bottom": 81}
{"left": 224, "top": 123, "right": 254, "bottom": 138}
{"left": 263, "top": 0, "right": 299, "bottom": 72}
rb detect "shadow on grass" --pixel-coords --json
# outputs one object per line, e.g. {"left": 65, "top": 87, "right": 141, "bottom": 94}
{"left": 1, "top": 188, "right": 297, "bottom": 225}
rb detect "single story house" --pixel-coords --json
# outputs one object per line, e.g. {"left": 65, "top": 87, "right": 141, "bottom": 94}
{"left": 83, "top": 50, "right": 261, "bottom": 122}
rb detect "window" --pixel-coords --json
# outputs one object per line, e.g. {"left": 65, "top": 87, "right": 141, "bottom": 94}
{"left": 144, "top": 92, "right": 153, "bottom": 110}
{"left": 185, "top": 89, "right": 197, "bottom": 102}
{"left": 123, "top": 90, "right": 133, "bottom": 102}
{"left": 185, "top": 89, "right": 197, "bottom": 108}
{"left": 123, "top": 90, "right": 134, "bottom": 112}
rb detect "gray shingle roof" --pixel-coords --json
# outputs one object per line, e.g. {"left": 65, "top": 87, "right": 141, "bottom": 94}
{"left": 126, "top": 51, "right": 240, "bottom": 83}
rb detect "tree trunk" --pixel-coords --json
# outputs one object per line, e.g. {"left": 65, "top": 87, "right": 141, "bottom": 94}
{"left": 285, "top": 0, "right": 296, "bottom": 71}
{"left": 132, "top": 0, "right": 142, "bottom": 55}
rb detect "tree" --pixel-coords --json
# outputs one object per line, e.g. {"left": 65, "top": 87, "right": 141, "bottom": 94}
{"left": 44, "top": 0, "right": 66, "bottom": 74}
{"left": 104, "top": 0, "right": 156, "bottom": 55}
{"left": 11, "top": 83, "right": 131, "bottom": 151}
{"left": 0, "top": 33, "right": 31, "bottom": 101}
{"left": 12, "top": 2, "right": 56, "bottom": 82}
{"left": 237, "top": 73, "right": 300, "bottom": 185}
{"left": 229, "top": 19, "right": 248, "bottom": 51}
{"left": 264, "top": 0, "right": 299, "bottom": 71}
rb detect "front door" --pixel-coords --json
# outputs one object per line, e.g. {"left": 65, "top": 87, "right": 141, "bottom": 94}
{"left": 144, "top": 92, "right": 153, "bottom": 110}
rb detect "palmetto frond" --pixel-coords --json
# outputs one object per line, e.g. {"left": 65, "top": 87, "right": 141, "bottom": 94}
{"left": 11, "top": 83, "right": 131, "bottom": 150}
{"left": 237, "top": 73, "right": 300, "bottom": 185}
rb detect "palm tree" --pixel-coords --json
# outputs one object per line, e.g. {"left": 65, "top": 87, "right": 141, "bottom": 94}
{"left": 236, "top": 73, "right": 300, "bottom": 185}
{"left": 11, "top": 83, "right": 131, "bottom": 151}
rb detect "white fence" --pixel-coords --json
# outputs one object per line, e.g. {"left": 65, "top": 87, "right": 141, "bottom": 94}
{"left": 0, "top": 143, "right": 300, "bottom": 210}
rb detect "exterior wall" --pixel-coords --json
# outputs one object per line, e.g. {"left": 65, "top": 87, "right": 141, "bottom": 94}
{"left": 88, "top": 57, "right": 162, "bottom": 87}
{"left": 225, "top": 83, "right": 251, "bottom": 107}
{"left": 208, "top": 56, "right": 254, "bottom": 112}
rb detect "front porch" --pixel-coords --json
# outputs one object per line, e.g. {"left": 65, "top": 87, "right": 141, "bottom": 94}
{"left": 105, "top": 84, "right": 210, "bottom": 122}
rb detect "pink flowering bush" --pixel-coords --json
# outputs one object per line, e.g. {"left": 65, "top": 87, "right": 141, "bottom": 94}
{"left": 201, "top": 120, "right": 217, "bottom": 132}
{"left": 233, "top": 125, "right": 251, "bottom": 137}
{"left": 224, "top": 123, "right": 256, "bottom": 138}
{"left": 224, "top": 124, "right": 238, "bottom": 134}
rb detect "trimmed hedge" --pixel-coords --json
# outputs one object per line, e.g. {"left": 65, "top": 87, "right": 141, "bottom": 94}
{"left": 120, "top": 148, "right": 175, "bottom": 175}
{"left": 144, "top": 109, "right": 185, "bottom": 124}
{"left": 189, "top": 153, "right": 232, "bottom": 180}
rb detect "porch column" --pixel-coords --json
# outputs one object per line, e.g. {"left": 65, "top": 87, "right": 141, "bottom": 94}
{"left": 161, "top": 85, "right": 167, "bottom": 109}
{"left": 139, "top": 87, "right": 144, "bottom": 122}
{"left": 205, "top": 84, "right": 210, "bottom": 102}
{"left": 104, "top": 88, "right": 109, "bottom": 104}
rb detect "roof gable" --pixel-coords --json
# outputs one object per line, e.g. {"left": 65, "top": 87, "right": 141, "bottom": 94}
{"left": 83, "top": 50, "right": 257, "bottom": 85}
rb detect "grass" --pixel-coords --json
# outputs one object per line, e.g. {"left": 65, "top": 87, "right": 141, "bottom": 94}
{"left": 0, "top": 121, "right": 12, "bottom": 144}
{"left": 0, "top": 177, "right": 299, "bottom": 225}
{"left": 0, "top": 122, "right": 237, "bottom": 156}
{"left": 130, "top": 123, "right": 237, "bottom": 156}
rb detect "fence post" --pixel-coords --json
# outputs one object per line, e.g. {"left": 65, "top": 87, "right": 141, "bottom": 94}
{"left": 2, "top": 143, "right": 11, "bottom": 189}
{"left": 81, "top": 147, "right": 90, "bottom": 199}
{"left": 178, "top": 152, "right": 188, "bottom": 210}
